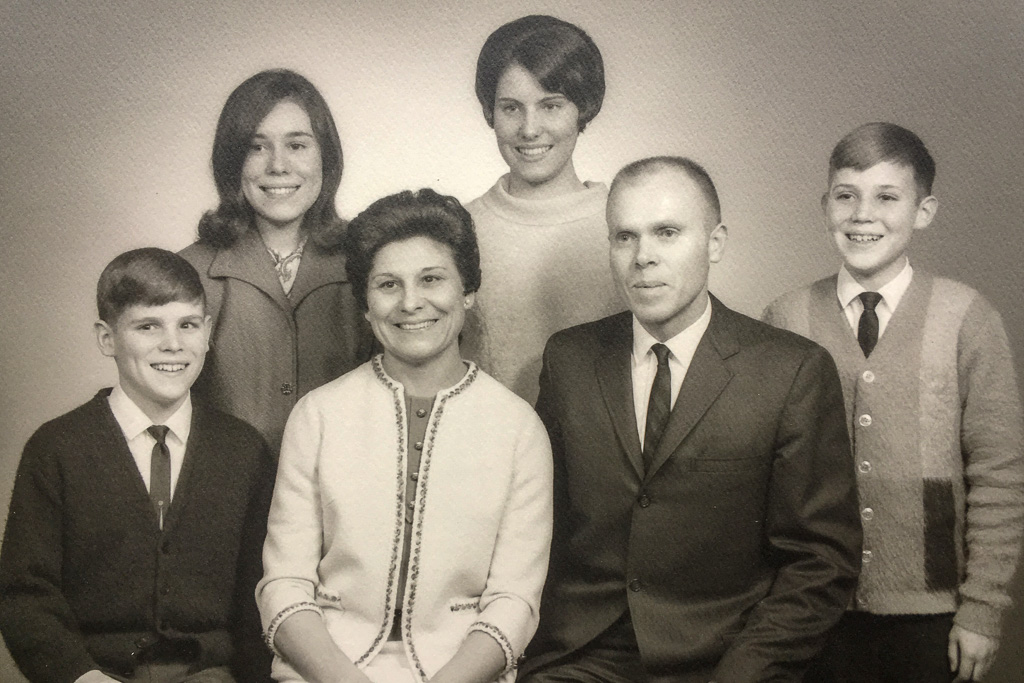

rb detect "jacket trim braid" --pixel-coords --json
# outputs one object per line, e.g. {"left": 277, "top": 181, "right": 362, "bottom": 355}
{"left": 353, "top": 356, "right": 410, "bottom": 665}
{"left": 471, "top": 621, "right": 515, "bottom": 674}
{"left": 381, "top": 356, "right": 480, "bottom": 679}
{"left": 367, "top": 355, "right": 481, "bottom": 678}
{"left": 264, "top": 601, "right": 323, "bottom": 653}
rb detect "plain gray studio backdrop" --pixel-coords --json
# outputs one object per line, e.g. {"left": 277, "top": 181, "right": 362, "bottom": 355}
{"left": 1, "top": 1, "right": 1022, "bottom": 680}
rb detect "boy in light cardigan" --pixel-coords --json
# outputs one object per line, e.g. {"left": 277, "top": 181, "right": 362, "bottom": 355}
{"left": 763, "top": 122, "right": 1024, "bottom": 682}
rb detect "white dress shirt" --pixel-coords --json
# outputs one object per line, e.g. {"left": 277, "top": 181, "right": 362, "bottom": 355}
{"left": 107, "top": 384, "right": 191, "bottom": 500}
{"left": 836, "top": 260, "right": 914, "bottom": 340}
{"left": 631, "top": 297, "right": 713, "bottom": 449}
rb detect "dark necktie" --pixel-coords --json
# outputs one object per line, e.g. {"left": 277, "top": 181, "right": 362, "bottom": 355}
{"left": 858, "top": 291, "right": 883, "bottom": 358}
{"left": 643, "top": 343, "right": 672, "bottom": 470}
{"left": 147, "top": 425, "right": 171, "bottom": 530}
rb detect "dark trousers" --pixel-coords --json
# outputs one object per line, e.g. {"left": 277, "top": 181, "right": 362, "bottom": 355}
{"left": 520, "top": 613, "right": 715, "bottom": 683}
{"left": 110, "top": 664, "right": 234, "bottom": 683}
{"left": 805, "top": 612, "right": 956, "bottom": 683}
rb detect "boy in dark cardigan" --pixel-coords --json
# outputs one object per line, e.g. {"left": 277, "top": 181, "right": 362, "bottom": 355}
{"left": 764, "top": 123, "right": 1024, "bottom": 682}
{"left": 0, "top": 248, "right": 274, "bottom": 683}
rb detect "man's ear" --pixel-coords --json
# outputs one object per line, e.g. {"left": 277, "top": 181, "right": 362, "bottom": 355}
{"left": 914, "top": 195, "right": 938, "bottom": 230}
{"left": 95, "top": 320, "right": 116, "bottom": 358}
{"left": 708, "top": 223, "right": 728, "bottom": 264}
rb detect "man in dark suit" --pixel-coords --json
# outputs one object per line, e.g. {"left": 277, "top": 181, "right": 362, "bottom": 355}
{"left": 520, "top": 157, "right": 863, "bottom": 682}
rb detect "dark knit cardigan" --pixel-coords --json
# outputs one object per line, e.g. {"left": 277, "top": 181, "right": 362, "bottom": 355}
{"left": 764, "top": 271, "right": 1024, "bottom": 636}
{"left": 0, "top": 390, "right": 275, "bottom": 683}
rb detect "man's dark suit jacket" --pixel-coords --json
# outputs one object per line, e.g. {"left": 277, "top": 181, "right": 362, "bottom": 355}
{"left": 525, "top": 299, "right": 862, "bottom": 682}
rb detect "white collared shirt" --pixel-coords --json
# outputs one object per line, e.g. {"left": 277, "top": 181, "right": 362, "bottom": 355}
{"left": 107, "top": 385, "right": 192, "bottom": 500}
{"left": 631, "top": 297, "right": 713, "bottom": 449}
{"left": 836, "top": 260, "right": 914, "bottom": 339}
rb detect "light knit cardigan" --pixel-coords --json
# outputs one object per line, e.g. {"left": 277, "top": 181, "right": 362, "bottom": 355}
{"left": 763, "top": 271, "right": 1024, "bottom": 636}
{"left": 461, "top": 175, "right": 624, "bottom": 404}
{"left": 256, "top": 357, "right": 553, "bottom": 682}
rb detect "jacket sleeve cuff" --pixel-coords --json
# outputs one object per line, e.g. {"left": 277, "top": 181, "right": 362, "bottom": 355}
{"left": 263, "top": 602, "right": 323, "bottom": 656}
{"left": 955, "top": 599, "right": 1005, "bottom": 638}
{"left": 469, "top": 621, "right": 517, "bottom": 675}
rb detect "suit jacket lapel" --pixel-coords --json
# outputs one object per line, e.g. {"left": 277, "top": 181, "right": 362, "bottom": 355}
{"left": 595, "top": 313, "right": 645, "bottom": 479}
{"left": 208, "top": 229, "right": 292, "bottom": 312}
{"left": 646, "top": 299, "right": 738, "bottom": 480}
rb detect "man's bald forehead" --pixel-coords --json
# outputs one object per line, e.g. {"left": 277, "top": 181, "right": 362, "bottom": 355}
{"left": 609, "top": 156, "right": 722, "bottom": 227}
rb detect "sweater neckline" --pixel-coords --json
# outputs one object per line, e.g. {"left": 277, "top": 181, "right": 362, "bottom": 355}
{"left": 477, "top": 174, "right": 608, "bottom": 226}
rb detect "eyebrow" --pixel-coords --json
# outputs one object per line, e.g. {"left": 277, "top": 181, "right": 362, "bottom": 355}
{"left": 252, "top": 131, "right": 315, "bottom": 139}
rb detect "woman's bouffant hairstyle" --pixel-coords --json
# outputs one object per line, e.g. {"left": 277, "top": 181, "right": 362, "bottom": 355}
{"left": 197, "top": 69, "right": 345, "bottom": 250}
{"left": 344, "top": 189, "right": 481, "bottom": 312}
{"left": 97, "top": 248, "right": 205, "bottom": 324}
{"left": 829, "top": 122, "right": 936, "bottom": 198}
{"left": 475, "top": 15, "right": 605, "bottom": 132}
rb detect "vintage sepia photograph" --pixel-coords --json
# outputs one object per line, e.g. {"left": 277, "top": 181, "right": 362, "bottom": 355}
{"left": 1, "top": 1, "right": 1021, "bottom": 681}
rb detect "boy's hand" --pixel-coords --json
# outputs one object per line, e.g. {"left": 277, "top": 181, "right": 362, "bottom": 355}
{"left": 948, "top": 624, "right": 998, "bottom": 681}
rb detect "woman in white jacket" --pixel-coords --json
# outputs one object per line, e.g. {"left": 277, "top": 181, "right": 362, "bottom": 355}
{"left": 256, "top": 189, "right": 553, "bottom": 683}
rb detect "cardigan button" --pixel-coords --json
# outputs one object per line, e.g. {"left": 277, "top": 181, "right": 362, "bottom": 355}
{"left": 858, "top": 414, "right": 872, "bottom": 427}
{"left": 280, "top": 383, "right": 294, "bottom": 395}
{"left": 862, "top": 549, "right": 873, "bottom": 564}
{"left": 416, "top": 408, "right": 427, "bottom": 418}
{"left": 628, "top": 578, "right": 642, "bottom": 592}
{"left": 414, "top": 441, "right": 423, "bottom": 451}
{"left": 862, "top": 370, "right": 875, "bottom": 383}
{"left": 861, "top": 507, "right": 874, "bottom": 521}
{"left": 411, "top": 472, "right": 419, "bottom": 481}
{"left": 858, "top": 461, "right": 872, "bottom": 474}
{"left": 638, "top": 494, "right": 651, "bottom": 508}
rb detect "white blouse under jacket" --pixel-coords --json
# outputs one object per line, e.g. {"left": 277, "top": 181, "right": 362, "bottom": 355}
{"left": 256, "top": 357, "right": 553, "bottom": 682}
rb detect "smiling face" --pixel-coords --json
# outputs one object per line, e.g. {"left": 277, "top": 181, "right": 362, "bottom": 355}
{"left": 241, "top": 99, "right": 323, "bottom": 235}
{"left": 608, "top": 169, "right": 727, "bottom": 342}
{"left": 96, "top": 300, "right": 210, "bottom": 423}
{"left": 824, "top": 161, "right": 937, "bottom": 290}
{"left": 366, "top": 236, "right": 473, "bottom": 379}
{"left": 493, "top": 63, "right": 582, "bottom": 199}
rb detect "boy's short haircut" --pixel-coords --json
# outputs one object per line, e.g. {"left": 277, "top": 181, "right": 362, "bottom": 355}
{"left": 96, "top": 247, "right": 205, "bottom": 324}
{"left": 475, "top": 14, "right": 605, "bottom": 132}
{"left": 612, "top": 155, "right": 723, "bottom": 228}
{"left": 829, "top": 122, "right": 936, "bottom": 198}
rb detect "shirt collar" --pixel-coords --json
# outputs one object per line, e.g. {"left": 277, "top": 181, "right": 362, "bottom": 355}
{"left": 836, "top": 260, "right": 914, "bottom": 310}
{"left": 631, "top": 295, "right": 713, "bottom": 366}
{"left": 108, "top": 384, "right": 192, "bottom": 445}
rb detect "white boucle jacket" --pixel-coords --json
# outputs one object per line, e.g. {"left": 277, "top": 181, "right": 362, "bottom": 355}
{"left": 257, "top": 357, "right": 553, "bottom": 682}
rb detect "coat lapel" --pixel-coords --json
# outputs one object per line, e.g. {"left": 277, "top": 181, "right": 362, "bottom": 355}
{"left": 594, "top": 313, "right": 644, "bottom": 479}
{"left": 288, "top": 243, "right": 348, "bottom": 306}
{"left": 646, "top": 298, "right": 738, "bottom": 480}
{"left": 207, "top": 229, "right": 292, "bottom": 312}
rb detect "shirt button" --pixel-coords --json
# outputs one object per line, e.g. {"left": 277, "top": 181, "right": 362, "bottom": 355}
{"left": 862, "top": 371, "right": 875, "bottom": 383}
{"left": 628, "top": 578, "right": 642, "bottom": 592}
{"left": 862, "top": 549, "right": 873, "bottom": 563}
{"left": 858, "top": 461, "right": 872, "bottom": 473}
{"left": 416, "top": 408, "right": 427, "bottom": 418}
{"left": 411, "top": 472, "right": 419, "bottom": 481}
{"left": 861, "top": 507, "right": 874, "bottom": 521}
{"left": 414, "top": 441, "right": 423, "bottom": 451}
{"left": 858, "top": 414, "right": 872, "bottom": 427}
{"left": 280, "top": 383, "right": 294, "bottom": 396}
{"left": 638, "top": 494, "right": 651, "bottom": 508}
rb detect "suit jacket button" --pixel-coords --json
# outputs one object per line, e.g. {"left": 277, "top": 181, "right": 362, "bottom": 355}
{"left": 628, "top": 578, "right": 642, "bottom": 592}
{"left": 638, "top": 494, "right": 651, "bottom": 508}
